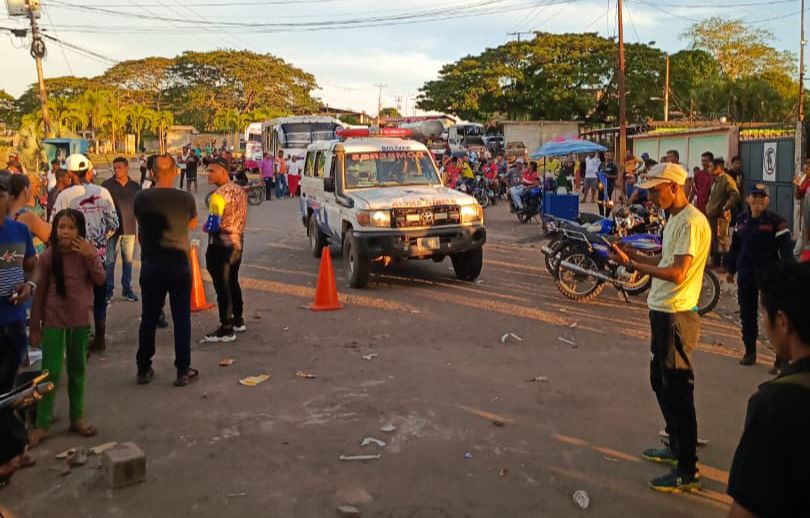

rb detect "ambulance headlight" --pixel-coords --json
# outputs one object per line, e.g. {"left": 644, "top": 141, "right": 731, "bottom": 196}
{"left": 357, "top": 210, "right": 391, "bottom": 228}
{"left": 460, "top": 204, "right": 482, "bottom": 223}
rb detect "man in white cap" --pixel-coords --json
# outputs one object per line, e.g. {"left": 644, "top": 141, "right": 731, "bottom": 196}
{"left": 51, "top": 154, "right": 119, "bottom": 353}
{"left": 609, "top": 162, "right": 710, "bottom": 493}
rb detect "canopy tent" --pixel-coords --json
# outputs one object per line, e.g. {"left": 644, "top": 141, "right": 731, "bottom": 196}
{"left": 530, "top": 137, "right": 606, "bottom": 159}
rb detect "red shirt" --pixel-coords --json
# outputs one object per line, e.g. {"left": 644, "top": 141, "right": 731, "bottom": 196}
{"left": 522, "top": 171, "right": 540, "bottom": 186}
{"left": 445, "top": 163, "right": 460, "bottom": 188}
{"left": 484, "top": 163, "right": 497, "bottom": 180}
{"left": 693, "top": 169, "right": 713, "bottom": 213}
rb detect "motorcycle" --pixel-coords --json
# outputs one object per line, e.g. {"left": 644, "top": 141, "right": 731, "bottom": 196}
{"left": 1, "top": 371, "right": 54, "bottom": 486}
{"left": 470, "top": 174, "right": 494, "bottom": 208}
{"left": 204, "top": 179, "right": 265, "bottom": 209}
{"left": 509, "top": 185, "right": 543, "bottom": 223}
{"left": 542, "top": 204, "right": 663, "bottom": 275}
{"left": 554, "top": 228, "right": 721, "bottom": 315}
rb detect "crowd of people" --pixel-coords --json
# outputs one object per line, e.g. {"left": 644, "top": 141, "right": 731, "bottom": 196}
{"left": 0, "top": 151, "right": 249, "bottom": 486}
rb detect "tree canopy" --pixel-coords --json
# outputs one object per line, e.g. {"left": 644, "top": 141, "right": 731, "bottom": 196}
{"left": 418, "top": 23, "right": 802, "bottom": 124}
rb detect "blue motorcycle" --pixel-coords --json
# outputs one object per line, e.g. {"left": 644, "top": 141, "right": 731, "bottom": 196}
{"left": 509, "top": 185, "right": 543, "bottom": 223}
{"left": 554, "top": 228, "right": 720, "bottom": 315}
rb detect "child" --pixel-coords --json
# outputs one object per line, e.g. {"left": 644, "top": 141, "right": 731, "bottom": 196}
{"left": 28, "top": 209, "right": 106, "bottom": 446}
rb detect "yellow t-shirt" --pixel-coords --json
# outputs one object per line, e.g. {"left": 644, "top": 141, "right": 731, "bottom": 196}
{"left": 647, "top": 204, "right": 711, "bottom": 313}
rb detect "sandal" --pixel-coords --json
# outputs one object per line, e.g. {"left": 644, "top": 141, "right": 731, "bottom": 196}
{"left": 9, "top": 453, "right": 35, "bottom": 469}
{"left": 70, "top": 420, "right": 98, "bottom": 438}
{"left": 28, "top": 428, "right": 48, "bottom": 448}
{"left": 174, "top": 367, "right": 199, "bottom": 387}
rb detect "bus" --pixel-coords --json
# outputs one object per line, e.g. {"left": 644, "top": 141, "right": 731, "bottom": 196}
{"left": 260, "top": 116, "right": 343, "bottom": 162}
{"left": 244, "top": 122, "right": 263, "bottom": 161}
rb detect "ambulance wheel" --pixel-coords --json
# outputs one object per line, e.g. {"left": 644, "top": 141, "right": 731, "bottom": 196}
{"left": 308, "top": 215, "right": 327, "bottom": 258}
{"left": 343, "top": 233, "right": 370, "bottom": 288}
{"left": 451, "top": 248, "right": 483, "bottom": 281}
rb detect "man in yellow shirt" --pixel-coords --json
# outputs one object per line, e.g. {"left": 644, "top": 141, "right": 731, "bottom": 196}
{"left": 611, "top": 163, "right": 711, "bottom": 493}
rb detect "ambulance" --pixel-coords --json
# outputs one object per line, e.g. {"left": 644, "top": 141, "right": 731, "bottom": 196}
{"left": 299, "top": 128, "right": 486, "bottom": 288}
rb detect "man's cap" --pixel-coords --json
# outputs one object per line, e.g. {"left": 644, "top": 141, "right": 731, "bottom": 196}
{"left": 637, "top": 162, "right": 687, "bottom": 189}
{"left": 0, "top": 170, "right": 10, "bottom": 191}
{"left": 66, "top": 153, "right": 91, "bottom": 172}
{"left": 641, "top": 152, "right": 650, "bottom": 160}
{"left": 748, "top": 182, "right": 769, "bottom": 196}
{"left": 208, "top": 156, "right": 231, "bottom": 171}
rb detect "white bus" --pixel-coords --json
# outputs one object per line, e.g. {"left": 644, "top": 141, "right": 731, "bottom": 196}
{"left": 244, "top": 122, "right": 263, "bottom": 161}
{"left": 260, "top": 115, "right": 343, "bottom": 162}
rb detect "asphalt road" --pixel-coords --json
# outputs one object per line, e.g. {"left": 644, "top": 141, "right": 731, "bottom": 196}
{"left": 2, "top": 185, "right": 775, "bottom": 517}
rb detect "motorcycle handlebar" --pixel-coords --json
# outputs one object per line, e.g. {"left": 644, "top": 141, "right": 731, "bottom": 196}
{"left": 0, "top": 382, "right": 55, "bottom": 412}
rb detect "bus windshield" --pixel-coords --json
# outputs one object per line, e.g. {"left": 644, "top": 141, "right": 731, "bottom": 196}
{"left": 344, "top": 151, "right": 440, "bottom": 189}
{"left": 281, "top": 122, "right": 340, "bottom": 148}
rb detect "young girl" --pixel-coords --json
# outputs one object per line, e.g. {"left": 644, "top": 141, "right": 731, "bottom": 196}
{"left": 28, "top": 209, "right": 106, "bottom": 446}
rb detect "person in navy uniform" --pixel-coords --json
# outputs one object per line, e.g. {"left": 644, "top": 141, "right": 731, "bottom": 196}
{"left": 726, "top": 183, "right": 794, "bottom": 369}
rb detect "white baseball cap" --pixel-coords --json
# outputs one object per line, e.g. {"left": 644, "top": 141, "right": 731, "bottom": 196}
{"left": 65, "top": 153, "right": 92, "bottom": 172}
{"left": 638, "top": 162, "right": 687, "bottom": 189}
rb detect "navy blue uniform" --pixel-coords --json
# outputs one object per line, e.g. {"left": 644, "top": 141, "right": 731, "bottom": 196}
{"left": 727, "top": 211, "right": 793, "bottom": 357}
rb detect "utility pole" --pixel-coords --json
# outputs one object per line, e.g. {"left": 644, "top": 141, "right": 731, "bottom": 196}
{"left": 664, "top": 53, "right": 670, "bottom": 122}
{"left": 799, "top": 0, "right": 806, "bottom": 123}
{"left": 507, "top": 31, "right": 533, "bottom": 42}
{"left": 375, "top": 83, "right": 387, "bottom": 125}
{"left": 616, "top": 0, "right": 627, "bottom": 193}
{"left": 27, "top": 0, "right": 50, "bottom": 137}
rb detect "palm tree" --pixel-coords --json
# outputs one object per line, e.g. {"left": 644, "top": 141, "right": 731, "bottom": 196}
{"left": 153, "top": 110, "right": 174, "bottom": 154}
{"left": 214, "top": 108, "right": 252, "bottom": 149}
{"left": 100, "top": 98, "right": 128, "bottom": 154}
{"left": 17, "top": 121, "right": 46, "bottom": 173}
{"left": 80, "top": 89, "right": 112, "bottom": 152}
{"left": 124, "top": 103, "right": 156, "bottom": 153}
{"left": 58, "top": 101, "right": 88, "bottom": 137}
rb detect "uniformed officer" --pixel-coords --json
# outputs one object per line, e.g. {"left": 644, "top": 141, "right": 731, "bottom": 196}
{"left": 726, "top": 183, "right": 794, "bottom": 367}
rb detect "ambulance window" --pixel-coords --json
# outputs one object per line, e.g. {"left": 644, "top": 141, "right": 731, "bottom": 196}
{"left": 304, "top": 152, "right": 315, "bottom": 177}
{"left": 315, "top": 151, "right": 327, "bottom": 178}
{"left": 329, "top": 156, "right": 336, "bottom": 179}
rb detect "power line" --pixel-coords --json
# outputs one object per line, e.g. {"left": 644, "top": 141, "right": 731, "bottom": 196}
{"left": 42, "top": 4, "right": 73, "bottom": 75}
{"left": 581, "top": 4, "right": 609, "bottom": 32}
{"left": 40, "top": 33, "right": 119, "bottom": 65}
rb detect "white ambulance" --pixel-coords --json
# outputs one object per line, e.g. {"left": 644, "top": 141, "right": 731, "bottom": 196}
{"left": 299, "top": 128, "right": 486, "bottom": 288}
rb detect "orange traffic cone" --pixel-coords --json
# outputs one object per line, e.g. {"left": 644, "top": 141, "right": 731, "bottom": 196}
{"left": 189, "top": 239, "right": 215, "bottom": 312}
{"left": 309, "top": 246, "right": 343, "bottom": 311}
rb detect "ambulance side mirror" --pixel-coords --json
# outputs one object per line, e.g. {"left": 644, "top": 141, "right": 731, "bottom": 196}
{"left": 324, "top": 176, "right": 335, "bottom": 193}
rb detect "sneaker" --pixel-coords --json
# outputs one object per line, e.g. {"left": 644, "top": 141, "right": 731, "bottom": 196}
{"left": 649, "top": 470, "right": 701, "bottom": 493}
{"left": 137, "top": 368, "right": 154, "bottom": 385}
{"left": 204, "top": 327, "right": 236, "bottom": 343}
{"left": 173, "top": 368, "right": 199, "bottom": 387}
{"left": 233, "top": 318, "right": 247, "bottom": 333}
{"left": 123, "top": 292, "right": 140, "bottom": 302}
{"left": 642, "top": 447, "right": 678, "bottom": 466}
{"left": 157, "top": 312, "right": 169, "bottom": 329}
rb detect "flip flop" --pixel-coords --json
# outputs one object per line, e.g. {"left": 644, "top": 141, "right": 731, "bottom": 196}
{"left": 174, "top": 367, "right": 200, "bottom": 387}
{"left": 70, "top": 422, "right": 98, "bottom": 438}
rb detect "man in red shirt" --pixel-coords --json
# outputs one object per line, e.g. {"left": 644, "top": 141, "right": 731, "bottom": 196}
{"left": 444, "top": 157, "right": 460, "bottom": 189}
{"left": 510, "top": 161, "right": 540, "bottom": 211}
{"left": 691, "top": 151, "right": 714, "bottom": 215}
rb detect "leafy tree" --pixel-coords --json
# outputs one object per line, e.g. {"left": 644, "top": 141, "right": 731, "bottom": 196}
{"left": 153, "top": 110, "right": 174, "bottom": 154}
{"left": 379, "top": 107, "right": 401, "bottom": 118}
{"left": 98, "top": 57, "right": 174, "bottom": 110}
{"left": 166, "top": 50, "right": 318, "bottom": 130}
{"left": 79, "top": 89, "right": 113, "bottom": 151}
{"left": 15, "top": 76, "right": 93, "bottom": 118}
{"left": 100, "top": 95, "right": 129, "bottom": 154}
{"left": 0, "top": 90, "right": 19, "bottom": 126}
{"left": 682, "top": 17, "right": 796, "bottom": 80}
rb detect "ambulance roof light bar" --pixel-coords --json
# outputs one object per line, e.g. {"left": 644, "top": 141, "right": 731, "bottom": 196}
{"left": 336, "top": 127, "right": 412, "bottom": 139}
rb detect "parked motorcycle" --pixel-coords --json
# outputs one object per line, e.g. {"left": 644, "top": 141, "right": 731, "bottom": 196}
{"left": 554, "top": 229, "right": 721, "bottom": 315}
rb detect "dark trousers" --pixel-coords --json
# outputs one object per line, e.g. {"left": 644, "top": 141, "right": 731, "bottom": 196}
{"left": 264, "top": 177, "right": 273, "bottom": 201}
{"left": 137, "top": 260, "right": 192, "bottom": 375}
{"left": 649, "top": 310, "right": 699, "bottom": 475}
{"left": 737, "top": 271, "right": 759, "bottom": 356}
{"left": 179, "top": 169, "right": 186, "bottom": 189}
{"left": 0, "top": 320, "right": 27, "bottom": 393}
{"left": 205, "top": 244, "right": 244, "bottom": 329}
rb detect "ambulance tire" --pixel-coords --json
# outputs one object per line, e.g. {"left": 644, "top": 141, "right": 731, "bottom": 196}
{"left": 343, "top": 232, "right": 370, "bottom": 289}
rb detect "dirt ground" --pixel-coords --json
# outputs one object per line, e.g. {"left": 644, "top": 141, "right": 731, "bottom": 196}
{"left": 1, "top": 184, "right": 774, "bottom": 517}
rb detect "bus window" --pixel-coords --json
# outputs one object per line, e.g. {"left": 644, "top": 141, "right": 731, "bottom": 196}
{"left": 315, "top": 151, "right": 327, "bottom": 178}
{"left": 304, "top": 152, "right": 315, "bottom": 177}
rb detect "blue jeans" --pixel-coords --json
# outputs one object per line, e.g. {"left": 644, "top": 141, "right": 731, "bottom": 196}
{"left": 106, "top": 234, "right": 136, "bottom": 298}
{"left": 275, "top": 174, "right": 288, "bottom": 198}
{"left": 510, "top": 185, "right": 525, "bottom": 209}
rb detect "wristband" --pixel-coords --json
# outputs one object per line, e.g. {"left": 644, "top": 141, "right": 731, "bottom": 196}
{"left": 26, "top": 280, "right": 37, "bottom": 291}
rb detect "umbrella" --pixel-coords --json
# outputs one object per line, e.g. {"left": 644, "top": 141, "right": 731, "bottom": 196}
{"left": 530, "top": 137, "right": 607, "bottom": 159}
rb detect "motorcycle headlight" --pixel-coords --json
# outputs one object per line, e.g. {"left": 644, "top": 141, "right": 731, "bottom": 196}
{"left": 357, "top": 210, "right": 391, "bottom": 228}
{"left": 460, "top": 203, "right": 483, "bottom": 224}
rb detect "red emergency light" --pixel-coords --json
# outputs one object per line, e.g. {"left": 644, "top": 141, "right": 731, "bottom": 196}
{"left": 336, "top": 127, "right": 412, "bottom": 139}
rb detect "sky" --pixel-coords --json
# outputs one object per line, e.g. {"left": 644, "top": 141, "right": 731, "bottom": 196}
{"left": 0, "top": 0, "right": 806, "bottom": 115}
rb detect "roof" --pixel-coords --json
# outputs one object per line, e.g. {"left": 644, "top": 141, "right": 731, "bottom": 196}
{"left": 262, "top": 115, "right": 342, "bottom": 126}
{"left": 500, "top": 120, "right": 581, "bottom": 126}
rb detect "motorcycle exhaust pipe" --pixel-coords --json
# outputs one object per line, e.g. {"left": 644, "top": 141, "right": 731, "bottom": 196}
{"left": 540, "top": 245, "right": 554, "bottom": 255}
{"left": 558, "top": 260, "right": 631, "bottom": 288}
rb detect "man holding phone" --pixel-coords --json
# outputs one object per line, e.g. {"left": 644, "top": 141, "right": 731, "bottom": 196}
{"left": 610, "top": 163, "right": 711, "bottom": 492}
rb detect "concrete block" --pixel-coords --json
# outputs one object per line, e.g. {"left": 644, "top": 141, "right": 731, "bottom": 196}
{"left": 101, "top": 441, "right": 145, "bottom": 489}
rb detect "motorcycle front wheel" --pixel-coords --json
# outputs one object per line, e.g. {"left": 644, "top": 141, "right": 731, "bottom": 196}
{"left": 475, "top": 189, "right": 490, "bottom": 208}
{"left": 555, "top": 250, "right": 605, "bottom": 302}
